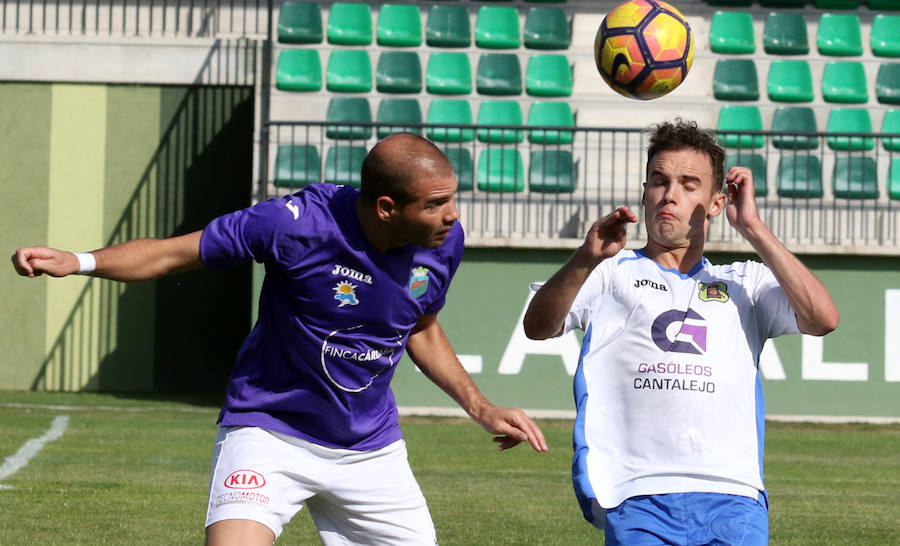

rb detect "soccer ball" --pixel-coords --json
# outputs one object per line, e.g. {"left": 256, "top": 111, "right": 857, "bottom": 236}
{"left": 594, "top": 0, "right": 694, "bottom": 100}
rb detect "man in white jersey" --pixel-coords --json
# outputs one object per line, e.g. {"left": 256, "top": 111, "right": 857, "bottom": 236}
{"left": 523, "top": 119, "right": 839, "bottom": 545}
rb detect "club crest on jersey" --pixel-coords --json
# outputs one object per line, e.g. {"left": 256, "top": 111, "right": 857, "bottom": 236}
{"left": 408, "top": 267, "right": 429, "bottom": 299}
{"left": 333, "top": 281, "right": 359, "bottom": 307}
{"left": 699, "top": 282, "right": 729, "bottom": 303}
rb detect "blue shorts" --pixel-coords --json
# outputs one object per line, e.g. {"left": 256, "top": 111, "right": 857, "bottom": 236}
{"left": 602, "top": 492, "right": 769, "bottom": 546}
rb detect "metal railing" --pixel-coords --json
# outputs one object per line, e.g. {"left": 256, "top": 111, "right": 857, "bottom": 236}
{"left": 262, "top": 121, "right": 900, "bottom": 254}
{"left": 0, "top": 0, "right": 268, "bottom": 37}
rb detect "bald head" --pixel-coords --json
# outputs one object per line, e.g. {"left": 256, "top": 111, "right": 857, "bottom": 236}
{"left": 359, "top": 133, "right": 455, "bottom": 207}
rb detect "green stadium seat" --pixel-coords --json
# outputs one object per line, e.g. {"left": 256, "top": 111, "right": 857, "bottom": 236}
{"left": 476, "top": 53, "right": 522, "bottom": 96}
{"left": 833, "top": 156, "right": 878, "bottom": 199}
{"left": 523, "top": 7, "right": 571, "bottom": 50}
{"left": 277, "top": 2, "right": 323, "bottom": 44}
{"left": 425, "top": 5, "right": 471, "bottom": 48}
{"left": 776, "top": 155, "right": 823, "bottom": 198}
{"left": 275, "top": 49, "right": 322, "bottom": 92}
{"left": 826, "top": 108, "right": 874, "bottom": 151}
{"left": 759, "top": 0, "right": 805, "bottom": 6}
{"left": 717, "top": 106, "right": 764, "bottom": 149}
{"left": 529, "top": 150, "right": 576, "bottom": 193}
{"left": 763, "top": 12, "right": 809, "bottom": 56}
{"left": 814, "top": 0, "right": 859, "bottom": 8}
{"left": 713, "top": 59, "right": 759, "bottom": 101}
{"left": 477, "top": 149, "right": 525, "bottom": 193}
{"left": 771, "top": 107, "right": 819, "bottom": 150}
{"left": 768, "top": 60, "right": 814, "bottom": 103}
{"left": 275, "top": 145, "right": 321, "bottom": 187}
{"left": 822, "top": 62, "right": 868, "bottom": 104}
{"left": 376, "top": 98, "right": 422, "bottom": 139}
{"left": 427, "top": 99, "right": 475, "bottom": 143}
{"left": 440, "top": 146, "right": 474, "bottom": 191}
{"left": 876, "top": 64, "right": 900, "bottom": 105}
{"left": 709, "top": 11, "right": 755, "bottom": 55}
{"left": 889, "top": 158, "right": 900, "bottom": 200}
{"left": 883, "top": 109, "right": 900, "bottom": 152}
{"left": 725, "top": 153, "right": 767, "bottom": 197}
{"left": 327, "top": 2, "right": 372, "bottom": 46}
{"left": 526, "top": 55, "right": 572, "bottom": 97}
{"left": 325, "top": 97, "right": 372, "bottom": 140}
{"left": 376, "top": 52, "right": 422, "bottom": 94}
{"left": 324, "top": 145, "right": 365, "bottom": 187}
{"left": 376, "top": 4, "right": 422, "bottom": 47}
{"left": 477, "top": 100, "right": 524, "bottom": 144}
{"left": 475, "top": 6, "right": 520, "bottom": 49}
{"left": 871, "top": 15, "right": 900, "bottom": 58}
{"left": 816, "top": 14, "right": 862, "bottom": 57}
{"left": 426, "top": 52, "right": 473, "bottom": 95}
{"left": 867, "top": 0, "right": 900, "bottom": 10}
{"left": 527, "top": 101, "right": 574, "bottom": 145}
{"left": 326, "top": 50, "right": 372, "bottom": 93}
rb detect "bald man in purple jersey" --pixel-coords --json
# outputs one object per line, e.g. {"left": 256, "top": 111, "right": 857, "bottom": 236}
{"left": 13, "top": 133, "right": 548, "bottom": 545}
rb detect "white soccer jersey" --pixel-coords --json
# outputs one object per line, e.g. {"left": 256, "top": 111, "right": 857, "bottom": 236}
{"left": 563, "top": 249, "right": 799, "bottom": 521}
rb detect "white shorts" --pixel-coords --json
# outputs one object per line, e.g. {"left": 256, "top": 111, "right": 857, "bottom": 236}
{"left": 205, "top": 426, "right": 437, "bottom": 545}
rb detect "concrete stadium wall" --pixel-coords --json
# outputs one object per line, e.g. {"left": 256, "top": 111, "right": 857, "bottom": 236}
{"left": 0, "top": 82, "right": 254, "bottom": 393}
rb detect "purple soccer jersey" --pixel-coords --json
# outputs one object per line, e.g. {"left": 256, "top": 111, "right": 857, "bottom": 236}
{"left": 200, "top": 184, "right": 464, "bottom": 450}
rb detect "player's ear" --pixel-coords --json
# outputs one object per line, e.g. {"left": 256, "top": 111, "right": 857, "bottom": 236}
{"left": 708, "top": 188, "right": 726, "bottom": 217}
{"left": 641, "top": 182, "right": 647, "bottom": 205}
{"left": 375, "top": 195, "right": 398, "bottom": 221}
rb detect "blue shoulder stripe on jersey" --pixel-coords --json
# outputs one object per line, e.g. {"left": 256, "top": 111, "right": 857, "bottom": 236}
{"left": 618, "top": 248, "right": 707, "bottom": 279}
{"left": 572, "top": 325, "right": 596, "bottom": 524}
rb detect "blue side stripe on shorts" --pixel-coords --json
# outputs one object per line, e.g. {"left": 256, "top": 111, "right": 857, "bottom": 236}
{"left": 572, "top": 325, "right": 595, "bottom": 523}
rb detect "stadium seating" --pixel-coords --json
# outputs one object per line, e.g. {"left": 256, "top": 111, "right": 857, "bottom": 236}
{"left": 523, "top": 7, "right": 571, "bottom": 50}
{"left": 867, "top": 0, "right": 900, "bottom": 11}
{"left": 889, "top": 159, "right": 900, "bottom": 200}
{"left": 326, "top": 50, "right": 372, "bottom": 93}
{"left": 475, "top": 6, "right": 521, "bottom": 49}
{"left": 763, "top": 12, "right": 809, "bottom": 56}
{"left": 529, "top": 150, "right": 576, "bottom": 193}
{"left": 883, "top": 109, "right": 900, "bottom": 152}
{"left": 376, "top": 4, "right": 422, "bottom": 47}
{"left": 376, "top": 98, "right": 422, "bottom": 139}
{"left": 713, "top": 59, "right": 759, "bottom": 101}
{"left": 274, "top": 145, "right": 321, "bottom": 187}
{"left": 376, "top": 52, "right": 422, "bottom": 94}
{"left": 525, "top": 55, "right": 573, "bottom": 97}
{"left": 709, "top": 11, "right": 755, "bottom": 55}
{"left": 815, "top": 0, "right": 860, "bottom": 8}
{"left": 426, "top": 99, "right": 475, "bottom": 143}
{"left": 477, "top": 149, "right": 525, "bottom": 193}
{"left": 822, "top": 61, "right": 868, "bottom": 104}
{"left": 426, "top": 52, "right": 473, "bottom": 95}
{"left": 760, "top": 0, "right": 805, "bottom": 6}
{"left": 725, "top": 153, "right": 768, "bottom": 196}
{"left": 876, "top": 63, "right": 900, "bottom": 105}
{"left": 324, "top": 145, "right": 365, "bottom": 187}
{"left": 476, "top": 54, "right": 523, "bottom": 96}
{"left": 827, "top": 108, "right": 874, "bottom": 151}
{"left": 771, "top": 107, "right": 819, "bottom": 149}
{"left": 816, "top": 14, "right": 862, "bottom": 57}
{"left": 325, "top": 97, "right": 372, "bottom": 140}
{"left": 777, "top": 155, "right": 824, "bottom": 198}
{"left": 477, "top": 100, "right": 524, "bottom": 144}
{"left": 833, "top": 156, "right": 878, "bottom": 199}
{"left": 276, "top": 49, "right": 322, "bottom": 92}
{"left": 441, "top": 146, "right": 474, "bottom": 190}
{"left": 706, "top": 0, "right": 752, "bottom": 6}
{"left": 717, "top": 105, "right": 764, "bottom": 149}
{"left": 326, "top": 2, "right": 372, "bottom": 46}
{"left": 527, "top": 101, "right": 574, "bottom": 145}
{"left": 768, "top": 60, "right": 814, "bottom": 102}
{"left": 425, "top": 5, "right": 471, "bottom": 48}
{"left": 277, "top": 2, "right": 323, "bottom": 44}
{"left": 871, "top": 15, "right": 900, "bottom": 58}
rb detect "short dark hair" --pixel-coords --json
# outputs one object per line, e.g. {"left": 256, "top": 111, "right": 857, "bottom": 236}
{"left": 646, "top": 119, "right": 725, "bottom": 193}
{"left": 359, "top": 133, "right": 452, "bottom": 207}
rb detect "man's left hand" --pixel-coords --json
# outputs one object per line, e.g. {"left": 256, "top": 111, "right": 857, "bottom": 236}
{"left": 476, "top": 405, "right": 548, "bottom": 452}
{"left": 724, "top": 166, "right": 763, "bottom": 236}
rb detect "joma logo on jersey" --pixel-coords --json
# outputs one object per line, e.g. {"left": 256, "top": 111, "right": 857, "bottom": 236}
{"left": 651, "top": 308, "right": 707, "bottom": 355}
{"left": 633, "top": 278, "right": 668, "bottom": 291}
{"left": 699, "top": 282, "right": 729, "bottom": 303}
{"left": 224, "top": 470, "right": 266, "bottom": 490}
{"left": 331, "top": 264, "right": 373, "bottom": 285}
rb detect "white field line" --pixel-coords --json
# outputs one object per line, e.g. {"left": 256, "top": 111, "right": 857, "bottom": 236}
{"left": 0, "top": 402, "right": 218, "bottom": 414}
{"left": 0, "top": 415, "right": 70, "bottom": 490}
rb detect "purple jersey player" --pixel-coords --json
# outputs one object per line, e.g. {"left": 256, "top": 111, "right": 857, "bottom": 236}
{"left": 12, "top": 133, "right": 548, "bottom": 545}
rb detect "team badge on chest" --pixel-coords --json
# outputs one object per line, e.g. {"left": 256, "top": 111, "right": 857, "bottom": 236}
{"left": 333, "top": 281, "right": 359, "bottom": 307}
{"left": 698, "top": 282, "right": 729, "bottom": 303}
{"left": 408, "top": 267, "right": 430, "bottom": 299}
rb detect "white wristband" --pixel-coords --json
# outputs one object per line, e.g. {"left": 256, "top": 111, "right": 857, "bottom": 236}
{"left": 74, "top": 252, "right": 96, "bottom": 274}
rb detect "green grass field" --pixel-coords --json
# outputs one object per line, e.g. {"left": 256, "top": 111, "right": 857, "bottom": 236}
{"left": 0, "top": 392, "right": 898, "bottom": 545}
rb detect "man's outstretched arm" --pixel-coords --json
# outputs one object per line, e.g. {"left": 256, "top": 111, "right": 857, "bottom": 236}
{"left": 11, "top": 231, "right": 204, "bottom": 282}
{"left": 725, "top": 167, "right": 839, "bottom": 336}
{"left": 405, "top": 313, "right": 548, "bottom": 453}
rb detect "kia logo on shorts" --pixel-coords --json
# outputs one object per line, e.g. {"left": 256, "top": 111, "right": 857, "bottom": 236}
{"left": 224, "top": 469, "right": 266, "bottom": 489}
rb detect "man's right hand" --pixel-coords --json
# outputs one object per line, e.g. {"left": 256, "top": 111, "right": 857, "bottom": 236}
{"left": 578, "top": 206, "right": 639, "bottom": 264}
{"left": 11, "top": 247, "right": 80, "bottom": 278}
